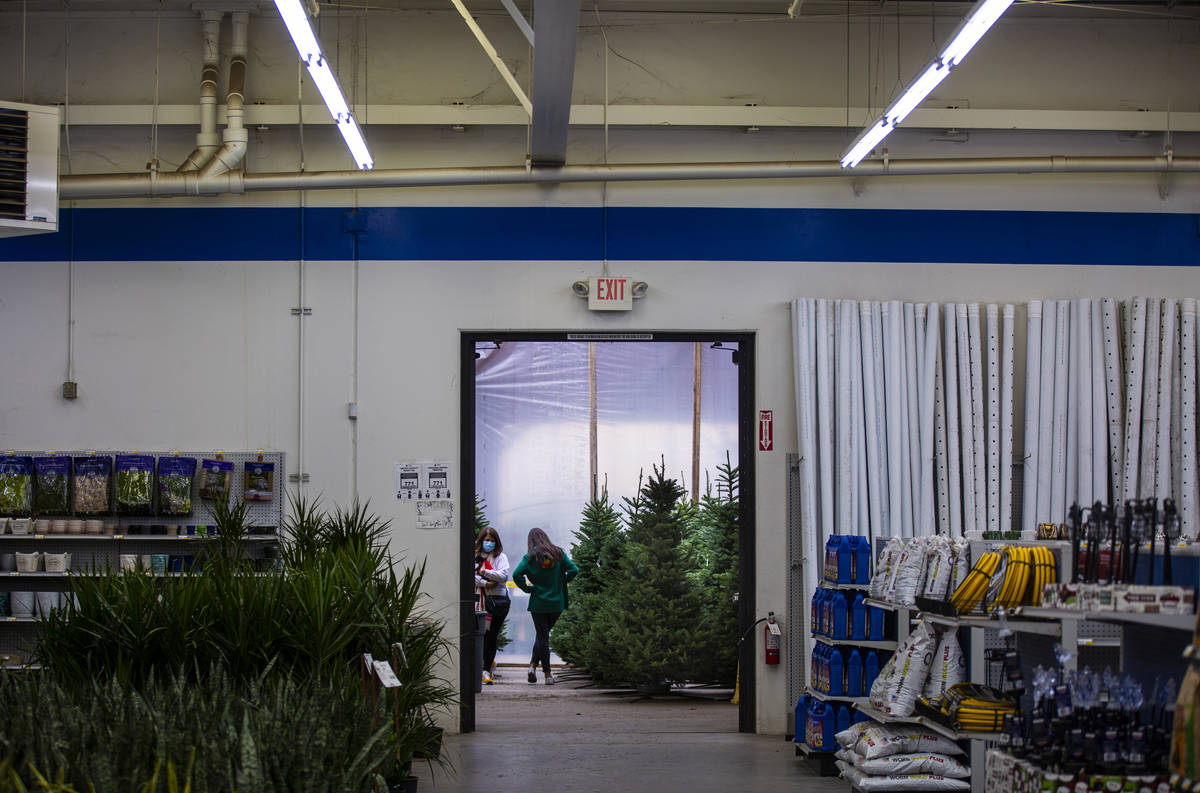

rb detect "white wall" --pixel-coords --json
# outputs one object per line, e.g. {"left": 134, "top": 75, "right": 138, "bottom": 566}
{"left": 5, "top": 250, "right": 1200, "bottom": 735}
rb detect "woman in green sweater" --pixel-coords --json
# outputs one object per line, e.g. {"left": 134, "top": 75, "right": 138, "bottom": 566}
{"left": 511, "top": 527, "right": 579, "bottom": 685}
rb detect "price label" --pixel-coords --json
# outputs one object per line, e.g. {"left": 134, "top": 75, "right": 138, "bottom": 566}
{"left": 372, "top": 660, "right": 402, "bottom": 689}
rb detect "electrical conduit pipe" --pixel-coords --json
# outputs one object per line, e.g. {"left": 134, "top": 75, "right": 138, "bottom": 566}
{"left": 178, "top": 11, "right": 223, "bottom": 173}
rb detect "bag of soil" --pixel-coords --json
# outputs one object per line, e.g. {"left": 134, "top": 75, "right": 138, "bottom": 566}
{"left": 244, "top": 461, "right": 275, "bottom": 502}
{"left": 33, "top": 456, "right": 71, "bottom": 516}
{"left": 73, "top": 455, "right": 112, "bottom": 515}
{"left": 0, "top": 456, "right": 34, "bottom": 517}
{"left": 115, "top": 455, "right": 155, "bottom": 515}
{"left": 157, "top": 457, "right": 197, "bottom": 516}
{"left": 198, "top": 459, "right": 234, "bottom": 502}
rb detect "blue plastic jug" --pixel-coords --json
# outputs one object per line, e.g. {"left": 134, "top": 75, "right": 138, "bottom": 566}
{"left": 831, "top": 592, "right": 848, "bottom": 639}
{"left": 823, "top": 591, "right": 836, "bottom": 637}
{"left": 867, "top": 603, "right": 885, "bottom": 640}
{"left": 828, "top": 646, "right": 844, "bottom": 696}
{"left": 837, "top": 535, "right": 854, "bottom": 583}
{"left": 808, "top": 701, "right": 836, "bottom": 750}
{"left": 846, "top": 648, "right": 863, "bottom": 697}
{"left": 850, "top": 594, "right": 867, "bottom": 640}
{"left": 813, "top": 588, "right": 828, "bottom": 635}
{"left": 794, "top": 694, "right": 808, "bottom": 742}
{"left": 864, "top": 650, "right": 880, "bottom": 692}
{"left": 852, "top": 536, "right": 872, "bottom": 584}
{"left": 853, "top": 708, "right": 871, "bottom": 725}
{"left": 824, "top": 536, "right": 840, "bottom": 582}
{"left": 836, "top": 705, "right": 851, "bottom": 734}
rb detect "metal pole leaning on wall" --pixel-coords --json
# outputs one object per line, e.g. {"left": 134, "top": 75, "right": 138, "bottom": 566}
{"left": 1102, "top": 298, "right": 1125, "bottom": 505}
{"left": 956, "top": 304, "right": 978, "bottom": 537}
{"left": 816, "top": 300, "right": 836, "bottom": 543}
{"left": 1089, "top": 300, "right": 1109, "bottom": 505}
{"left": 1036, "top": 301, "right": 1058, "bottom": 527}
{"left": 1140, "top": 299, "right": 1163, "bottom": 500}
{"left": 1050, "top": 301, "right": 1071, "bottom": 525}
{"left": 1001, "top": 305, "right": 1015, "bottom": 536}
{"left": 944, "top": 304, "right": 964, "bottom": 537}
{"left": 1155, "top": 300, "right": 1178, "bottom": 503}
{"left": 986, "top": 304, "right": 1002, "bottom": 537}
{"left": 1022, "top": 301, "right": 1043, "bottom": 534}
{"left": 1122, "top": 297, "right": 1147, "bottom": 503}
{"left": 969, "top": 304, "right": 989, "bottom": 535}
{"left": 1181, "top": 300, "right": 1199, "bottom": 539}
{"left": 1066, "top": 301, "right": 1081, "bottom": 510}
{"left": 920, "top": 304, "right": 939, "bottom": 537}
{"left": 792, "top": 299, "right": 821, "bottom": 610}
{"left": 885, "top": 301, "right": 904, "bottom": 537}
{"left": 860, "top": 303, "right": 885, "bottom": 543}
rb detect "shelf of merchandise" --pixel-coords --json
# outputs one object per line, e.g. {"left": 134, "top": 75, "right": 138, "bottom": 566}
{"left": 1, "top": 533, "right": 279, "bottom": 541}
{"left": 920, "top": 610, "right": 1063, "bottom": 637}
{"left": 813, "top": 634, "right": 898, "bottom": 651}
{"left": 806, "top": 685, "right": 869, "bottom": 706}
{"left": 854, "top": 702, "right": 1006, "bottom": 744}
{"left": 821, "top": 580, "right": 872, "bottom": 591}
{"left": 1018, "top": 606, "right": 1195, "bottom": 632}
{"left": 1, "top": 617, "right": 38, "bottom": 623}
{"left": 863, "top": 597, "right": 901, "bottom": 612}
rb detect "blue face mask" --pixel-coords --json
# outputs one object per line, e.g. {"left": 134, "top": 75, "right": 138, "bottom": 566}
{"left": 482, "top": 540, "right": 496, "bottom": 553}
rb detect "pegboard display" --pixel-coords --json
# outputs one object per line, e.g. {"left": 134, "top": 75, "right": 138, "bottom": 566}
{"left": 0, "top": 451, "right": 284, "bottom": 666}
{"left": 1, "top": 450, "right": 284, "bottom": 529}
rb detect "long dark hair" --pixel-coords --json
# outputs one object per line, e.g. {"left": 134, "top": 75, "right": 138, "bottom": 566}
{"left": 475, "top": 526, "right": 503, "bottom": 556}
{"left": 527, "top": 527, "right": 563, "bottom": 565}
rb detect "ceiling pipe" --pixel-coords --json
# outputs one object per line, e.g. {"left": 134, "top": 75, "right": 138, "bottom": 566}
{"left": 178, "top": 11, "right": 224, "bottom": 173}
{"left": 200, "top": 10, "right": 249, "bottom": 178}
{"left": 61, "top": 154, "right": 1198, "bottom": 200}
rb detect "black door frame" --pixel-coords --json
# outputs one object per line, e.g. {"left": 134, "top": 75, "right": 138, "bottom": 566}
{"left": 459, "top": 330, "right": 757, "bottom": 733}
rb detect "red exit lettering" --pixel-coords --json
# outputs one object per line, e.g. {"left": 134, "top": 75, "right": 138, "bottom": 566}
{"left": 597, "top": 278, "right": 625, "bottom": 301}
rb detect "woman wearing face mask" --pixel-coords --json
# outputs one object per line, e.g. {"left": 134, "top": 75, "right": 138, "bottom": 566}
{"left": 474, "top": 527, "right": 511, "bottom": 686}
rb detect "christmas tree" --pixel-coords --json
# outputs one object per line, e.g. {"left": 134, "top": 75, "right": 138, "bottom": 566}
{"left": 551, "top": 490, "right": 624, "bottom": 667}
{"left": 685, "top": 454, "right": 740, "bottom": 686}
{"left": 590, "top": 464, "right": 705, "bottom": 689}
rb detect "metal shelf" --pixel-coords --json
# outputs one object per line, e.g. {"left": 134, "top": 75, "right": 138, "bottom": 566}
{"left": 821, "top": 580, "right": 872, "bottom": 591}
{"left": 921, "top": 611, "right": 1062, "bottom": 637}
{"left": 1, "top": 617, "right": 38, "bottom": 623}
{"left": 1018, "top": 606, "right": 1195, "bottom": 632}
{"left": 864, "top": 598, "right": 902, "bottom": 612}
{"left": 794, "top": 741, "right": 834, "bottom": 756}
{"left": 813, "top": 634, "right": 898, "bottom": 650}
{"left": 854, "top": 702, "right": 1005, "bottom": 743}
{"left": 806, "top": 685, "right": 869, "bottom": 705}
{"left": 0, "top": 534, "right": 112, "bottom": 540}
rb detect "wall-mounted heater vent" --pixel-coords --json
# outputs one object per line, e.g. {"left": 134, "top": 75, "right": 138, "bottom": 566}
{"left": 0, "top": 102, "right": 59, "bottom": 239}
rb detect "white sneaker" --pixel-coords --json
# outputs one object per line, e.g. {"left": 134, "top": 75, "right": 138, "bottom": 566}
{"left": 545, "top": 674, "right": 556, "bottom": 685}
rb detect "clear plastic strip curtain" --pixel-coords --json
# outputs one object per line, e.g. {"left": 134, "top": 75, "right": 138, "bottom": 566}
{"left": 1022, "top": 298, "right": 1200, "bottom": 538}
{"left": 791, "top": 299, "right": 1016, "bottom": 595}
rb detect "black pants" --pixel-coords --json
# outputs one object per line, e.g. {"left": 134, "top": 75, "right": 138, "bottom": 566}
{"left": 483, "top": 595, "right": 510, "bottom": 672}
{"left": 529, "top": 610, "right": 561, "bottom": 674}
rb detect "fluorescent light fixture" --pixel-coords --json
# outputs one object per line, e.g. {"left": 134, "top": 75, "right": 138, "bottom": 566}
{"left": 839, "top": 0, "right": 1013, "bottom": 168}
{"left": 840, "top": 119, "right": 890, "bottom": 169}
{"left": 273, "top": 0, "right": 374, "bottom": 170}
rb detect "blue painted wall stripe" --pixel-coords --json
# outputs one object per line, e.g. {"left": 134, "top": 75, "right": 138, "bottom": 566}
{"left": 0, "top": 206, "right": 1196, "bottom": 265}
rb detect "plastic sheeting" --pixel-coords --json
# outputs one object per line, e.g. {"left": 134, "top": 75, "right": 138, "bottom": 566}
{"left": 475, "top": 341, "right": 739, "bottom": 664}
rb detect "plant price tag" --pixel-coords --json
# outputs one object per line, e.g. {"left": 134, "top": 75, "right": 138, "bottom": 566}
{"left": 372, "top": 660, "right": 402, "bottom": 688}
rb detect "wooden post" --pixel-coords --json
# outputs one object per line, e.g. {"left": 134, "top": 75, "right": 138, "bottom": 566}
{"left": 589, "top": 341, "right": 598, "bottom": 501}
{"left": 692, "top": 342, "right": 702, "bottom": 501}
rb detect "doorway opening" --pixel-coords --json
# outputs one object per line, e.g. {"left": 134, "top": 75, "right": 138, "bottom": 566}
{"left": 459, "top": 331, "right": 757, "bottom": 733}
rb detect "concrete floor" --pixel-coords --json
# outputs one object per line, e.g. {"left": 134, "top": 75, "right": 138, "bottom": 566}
{"left": 413, "top": 668, "right": 850, "bottom": 793}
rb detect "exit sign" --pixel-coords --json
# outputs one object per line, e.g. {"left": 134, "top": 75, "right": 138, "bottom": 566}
{"left": 588, "top": 276, "right": 633, "bottom": 311}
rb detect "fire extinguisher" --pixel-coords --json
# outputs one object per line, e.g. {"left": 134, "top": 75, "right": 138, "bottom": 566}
{"left": 764, "top": 611, "right": 781, "bottom": 665}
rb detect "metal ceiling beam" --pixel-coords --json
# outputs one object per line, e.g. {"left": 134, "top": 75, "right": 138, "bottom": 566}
{"left": 448, "top": 0, "right": 532, "bottom": 115}
{"left": 55, "top": 104, "right": 1200, "bottom": 132}
{"left": 499, "top": 0, "right": 534, "bottom": 46}
{"left": 529, "top": 0, "right": 582, "bottom": 166}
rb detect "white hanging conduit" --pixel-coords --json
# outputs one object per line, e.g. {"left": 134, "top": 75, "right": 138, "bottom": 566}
{"left": 178, "top": 11, "right": 223, "bottom": 173}
{"left": 792, "top": 299, "right": 1029, "bottom": 581}
{"left": 1021, "top": 296, "right": 1200, "bottom": 538}
{"left": 200, "top": 11, "right": 250, "bottom": 178}
{"left": 61, "top": 154, "right": 1200, "bottom": 199}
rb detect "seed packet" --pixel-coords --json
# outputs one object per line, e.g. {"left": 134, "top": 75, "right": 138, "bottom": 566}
{"left": 198, "top": 459, "right": 234, "bottom": 502}
{"left": 244, "top": 461, "right": 275, "bottom": 502}
{"left": 73, "top": 456, "right": 112, "bottom": 515}
{"left": 115, "top": 455, "right": 155, "bottom": 515}
{"left": 0, "top": 456, "right": 34, "bottom": 517}
{"left": 157, "top": 457, "right": 197, "bottom": 516}
{"left": 33, "top": 456, "right": 72, "bottom": 516}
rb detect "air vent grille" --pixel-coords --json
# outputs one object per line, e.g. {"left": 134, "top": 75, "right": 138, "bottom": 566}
{"left": 0, "top": 108, "right": 28, "bottom": 221}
